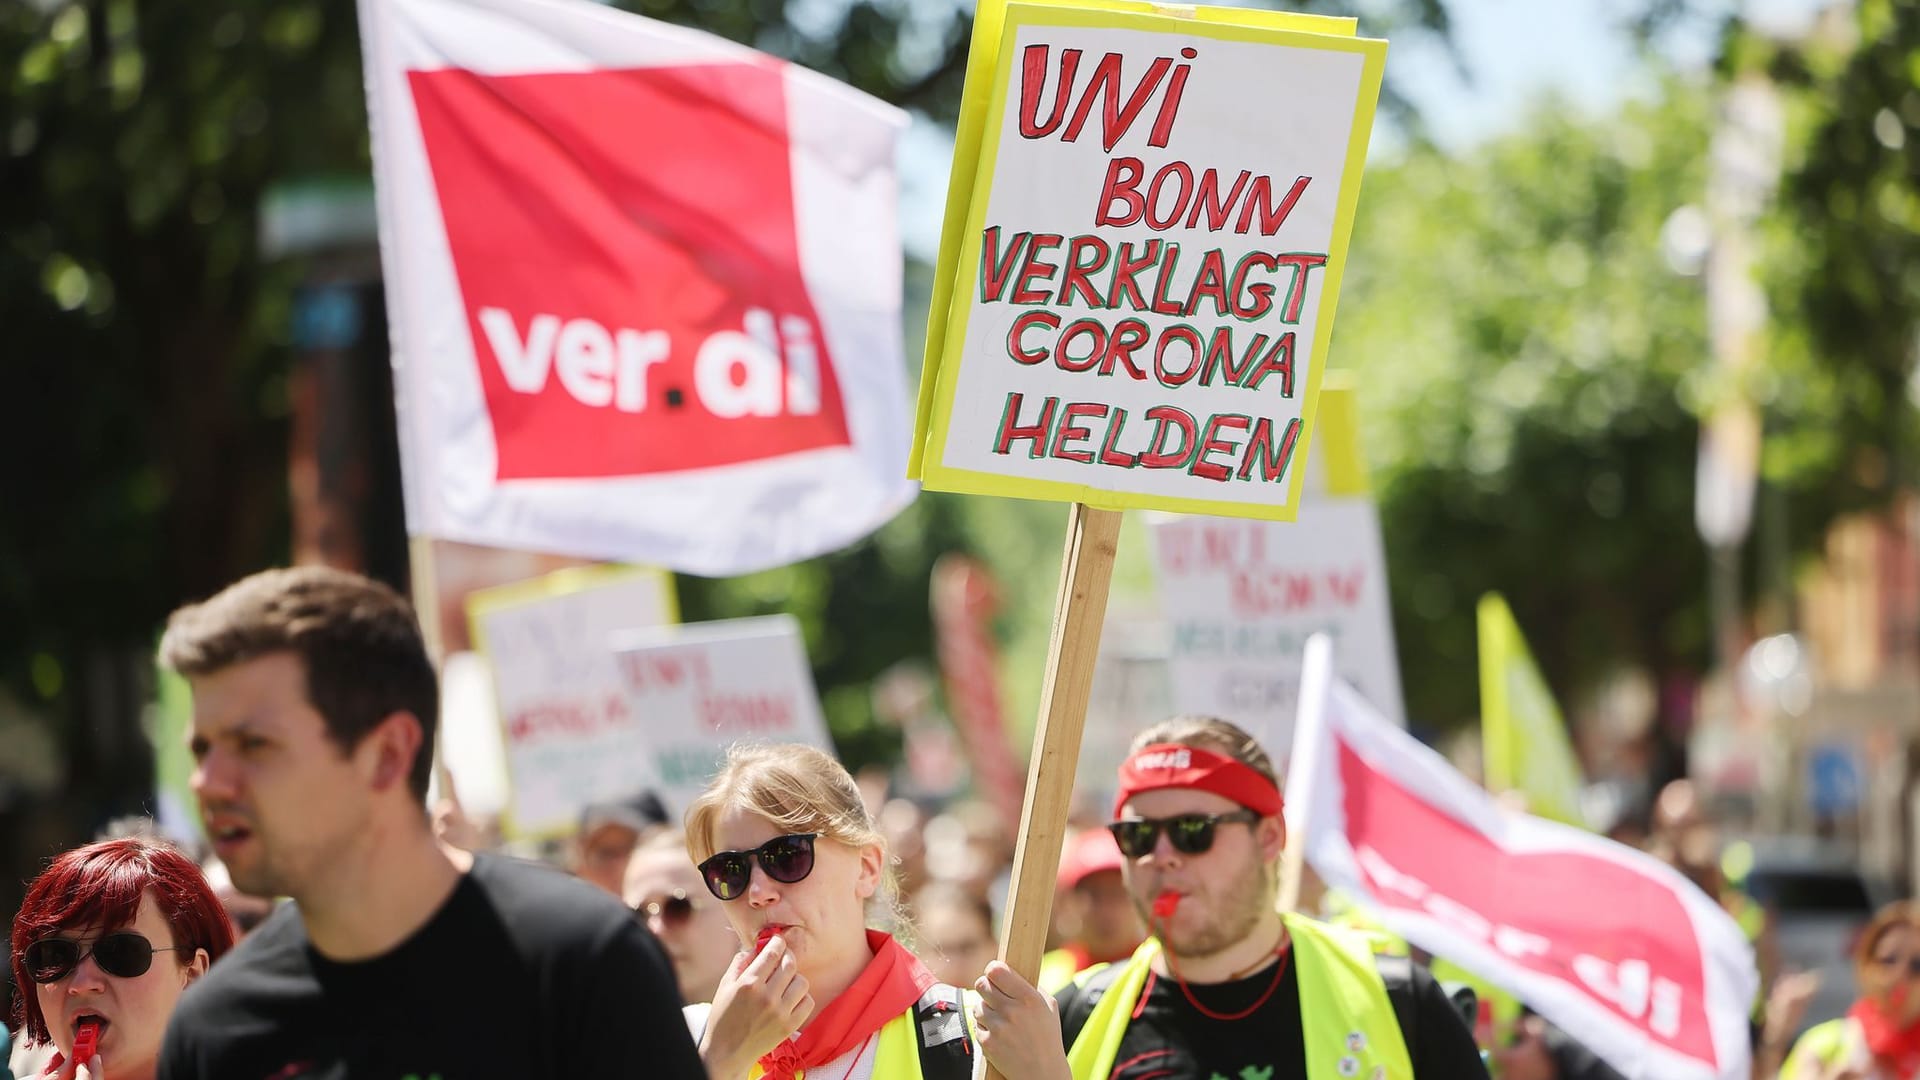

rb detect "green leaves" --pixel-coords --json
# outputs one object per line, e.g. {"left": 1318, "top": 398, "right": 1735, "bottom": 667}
{"left": 1335, "top": 84, "right": 1717, "bottom": 723}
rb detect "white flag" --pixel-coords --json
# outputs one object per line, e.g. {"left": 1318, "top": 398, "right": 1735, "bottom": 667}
{"left": 360, "top": 0, "right": 915, "bottom": 575}
{"left": 1288, "top": 638, "right": 1757, "bottom": 1080}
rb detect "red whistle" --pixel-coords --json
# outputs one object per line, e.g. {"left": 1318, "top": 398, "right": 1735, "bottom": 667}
{"left": 1152, "top": 892, "right": 1181, "bottom": 920}
{"left": 73, "top": 1019, "right": 101, "bottom": 1066}
{"left": 754, "top": 926, "right": 781, "bottom": 957}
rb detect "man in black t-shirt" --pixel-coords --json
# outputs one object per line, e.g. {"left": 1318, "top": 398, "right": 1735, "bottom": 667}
{"left": 154, "top": 567, "right": 703, "bottom": 1079}
{"left": 971, "top": 716, "right": 1488, "bottom": 1080}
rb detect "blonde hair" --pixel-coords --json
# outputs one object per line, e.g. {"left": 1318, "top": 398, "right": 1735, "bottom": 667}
{"left": 685, "top": 743, "right": 885, "bottom": 865}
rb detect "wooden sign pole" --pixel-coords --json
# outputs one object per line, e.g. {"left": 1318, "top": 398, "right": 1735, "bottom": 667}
{"left": 986, "top": 502, "right": 1122, "bottom": 1080}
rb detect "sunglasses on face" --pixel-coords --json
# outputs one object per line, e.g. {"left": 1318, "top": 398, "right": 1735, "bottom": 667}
{"left": 1872, "top": 954, "right": 1920, "bottom": 977}
{"left": 634, "top": 889, "right": 699, "bottom": 928}
{"left": 697, "top": 833, "right": 818, "bottom": 901}
{"left": 1107, "top": 810, "right": 1260, "bottom": 859}
{"left": 24, "top": 932, "right": 186, "bottom": 983}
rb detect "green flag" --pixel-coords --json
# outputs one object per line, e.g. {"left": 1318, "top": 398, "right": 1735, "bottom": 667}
{"left": 149, "top": 662, "right": 201, "bottom": 844}
{"left": 1477, "top": 593, "right": 1588, "bottom": 828}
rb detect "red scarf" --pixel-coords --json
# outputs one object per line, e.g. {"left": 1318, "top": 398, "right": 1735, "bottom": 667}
{"left": 1852, "top": 990, "right": 1920, "bottom": 1080}
{"left": 758, "top": 930, "right": 935, "bottom": 1080}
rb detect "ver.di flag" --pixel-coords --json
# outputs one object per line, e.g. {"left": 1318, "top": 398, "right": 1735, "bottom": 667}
{"left": 359, "top": 0, "right": 915, "bottom": 575}
{"left": 1288, "top": 638, "right": 1756, "bottom": 1080}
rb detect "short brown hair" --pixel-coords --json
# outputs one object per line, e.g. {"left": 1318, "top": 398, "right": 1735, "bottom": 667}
{"left": 1855, "top": 900, "right": 1920, "bottom": 971}
{"left": 1129, "top": 714, "right": 1279, "bottom": 791}
{"left": 159, "top": 567, "right": 438, "bottom": 801}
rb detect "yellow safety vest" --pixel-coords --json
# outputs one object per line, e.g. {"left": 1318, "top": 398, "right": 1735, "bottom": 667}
{"left": 1067, "top": 913, "right": 1415, "bottom": 1080}
{"left": 1325, "top": 897, "right": 1520, "bottom": 1053}
{"left": 1779, "top": 1018, "right": 1860, "bottom": 1080}
{"left": 737, "top": 993, "right": 977, "bottom": 1080}
{"left": 1041, "top": 948, "right": 1087, "bottom": 996}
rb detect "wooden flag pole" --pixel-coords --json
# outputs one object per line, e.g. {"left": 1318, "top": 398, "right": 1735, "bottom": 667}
{"left": 406, "top": 534, "right": 459, "bottom": 800}
{"left": 986, "top": 502, "right": 1122, "bottom": 1080}
{"left": 407, "top": 534, "right": 447, "bottom": 665}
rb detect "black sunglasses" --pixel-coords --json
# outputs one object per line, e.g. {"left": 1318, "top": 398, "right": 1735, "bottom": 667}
{"left": 635, "top": 888, "right": 699, "bottom": 927}
{"left": 1872, "top": 955, "right": 1920, "bottom": 977}
{"left": 1107, "top": 811, "right": 1260, "bottom": 858}
{"left": 24, "top": 932, "right": 187, "bottom": 983}
{"left": 698, "top": 834, "right": 818, "bottom": 901}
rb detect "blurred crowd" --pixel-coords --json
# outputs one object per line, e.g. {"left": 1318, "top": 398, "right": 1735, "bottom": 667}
{"left": 10, "top": 741, "right": 1919, "bottom": 1080}
{"left": 5, "top": 570, "right": 1915, "bottom": 1080}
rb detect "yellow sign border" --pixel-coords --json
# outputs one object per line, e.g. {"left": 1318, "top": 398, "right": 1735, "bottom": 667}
{"left": 910, "top": 1, "right": 1386, "bottom": 521}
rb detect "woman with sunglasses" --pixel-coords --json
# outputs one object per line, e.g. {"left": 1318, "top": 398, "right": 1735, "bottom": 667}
{"left": 1779, "top": 902, "right": 1920, "bottom": 1080}
{"left": 8, "top": 838, "right": 235, "bottom": 1079}
{"left": 684, "top": 743, "right": 975, "bottom": 1080}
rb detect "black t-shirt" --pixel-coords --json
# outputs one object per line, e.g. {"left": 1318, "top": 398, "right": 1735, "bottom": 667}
{"left": 157, "top": 853, "right": 704, "bottom": 1080}
{"left": 1057, "top": 952, "right": 1488, "bottom": 1080}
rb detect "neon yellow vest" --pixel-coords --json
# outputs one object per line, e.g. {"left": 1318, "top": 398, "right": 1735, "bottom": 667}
{"left": 1322, "top": 895, "right": 1517, "bottom": 1052}
{"left": 739, "top": 995, "right": 976, "bottom": 1080}
{"left": 1041, "top": 948, "right": 1086, "bottom": 996}
{"left": 1727, "top": 893, "right": 1765, "bottom": 943}
{"left": 1780, "top": 1018, "right": 1859, "bottom": 1080}
{"left": 1067, "top": 913, "right": 1415, "bottom": 1080}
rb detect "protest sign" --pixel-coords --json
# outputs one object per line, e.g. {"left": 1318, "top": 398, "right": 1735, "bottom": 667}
{"left": 359, "top": 0, "right": 915, "bottom": 575}
{"left": 1479, "top": 593, "right": 1590, "bottom": 827}
{"left": 467, "top": 565, "right": 677, "bottom": 838}
{"left": 1289, "top": 641, "right": 1756, "bottom": 1080}
{"left": 910, "top": 1, "right": 1385, "bottom": 520}
{"left": 906, "top": 7, "right": 1385, "bottom": 1066}
{"left": 1150, "top": 381, "right": 1403, "bottom": 758}
{"left": 611, "top": 616, "right": 833, "bottom": 814}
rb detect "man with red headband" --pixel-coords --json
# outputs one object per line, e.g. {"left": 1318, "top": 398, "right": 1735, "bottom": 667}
{"left": 970, "top": 715, "right": 1488, "bottom": 1080}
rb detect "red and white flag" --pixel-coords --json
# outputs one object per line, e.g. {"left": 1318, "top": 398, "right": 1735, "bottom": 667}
{"left": 359, "top": 0, "right": 914, "bottom": 575}
{"left": 1287, "top": 639, "right": 1756, "bottom": 1080}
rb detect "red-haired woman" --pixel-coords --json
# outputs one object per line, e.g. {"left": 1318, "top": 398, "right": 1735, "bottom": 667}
{"left": 8, "top": 838, "right": 235, "bottom": 1079}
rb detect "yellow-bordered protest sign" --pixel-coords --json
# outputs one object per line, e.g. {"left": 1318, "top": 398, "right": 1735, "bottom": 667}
{"left": 906, "top": 8, "right": 1390, "bottom": 1067}
{"left": 910, "top": 0, "right": 1385, "bottom": 521}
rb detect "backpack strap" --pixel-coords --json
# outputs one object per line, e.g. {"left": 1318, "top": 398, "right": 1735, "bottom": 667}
{"left": 1375, "top": 952, "right": 1421, "bottom": 1064}
{"left": 914, "top": 982, "right": 974, "bottom": 1080}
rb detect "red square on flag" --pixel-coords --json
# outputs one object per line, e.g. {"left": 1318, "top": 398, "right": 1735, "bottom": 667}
{"left": 408, "top": 64, "right": 853, "bottom": 480}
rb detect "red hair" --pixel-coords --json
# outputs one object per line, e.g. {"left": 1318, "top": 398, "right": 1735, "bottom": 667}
{"left": 8, "top": 838, "right": 236, "bottom": 1046}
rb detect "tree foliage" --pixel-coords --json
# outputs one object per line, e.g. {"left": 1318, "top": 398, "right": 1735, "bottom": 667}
{"left": 1749, "top": 0, "right": 1920, "bottom": 513}
{"left": 1333, "top": 0, "right": 1920, "bottom": 730}
{"left": 1333, "top": 83, "right": 1718, "bottom": 726}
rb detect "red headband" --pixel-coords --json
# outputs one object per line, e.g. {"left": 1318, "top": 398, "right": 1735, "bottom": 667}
{"left": 1114, "top": 743, "right": 1283, "bottom": 819}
